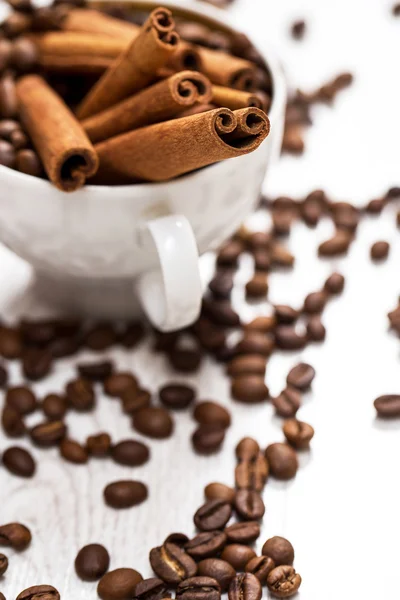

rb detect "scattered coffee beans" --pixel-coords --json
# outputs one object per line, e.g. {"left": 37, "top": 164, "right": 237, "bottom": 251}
{"left": 149, "top": 542, "right": 197, "bottom": 584}
{"left": 2, "top": 446, "right": 35, "bottom": 477}
{"left": 193, "top": 401, "right": 231, "bottom": 428}
{"left": 374, "top": 394, "right": 400, "bottom": 418}
{"left": 194, "top": 499, "right": 232, "bottom": 531}
{"left": 225, "top": 521, "right": 260, "bottom": 544}
{"left": 266, "top": 565, "right": 301, "bottom": 598}
{"left": 265, "top": 444, "right": 298, "bottom": 480}
{"left": 133, "top": 577, "right": 170, "bottom": 600}
{"left": 286, "top": 363, "right": 315, "bottom": 389}
{"left": 192, "top": 425, "right": 226, "bottom": 454}
{"left": 197, "top": 559, "right": 235, "bottom": 592}
{"left": 30, "top": 420, "right": 67, "bottom": 447}
{"left": 104, "top": 372, "right": 138, "bottom": 397}
{"left": 0, "top": 522, "right": 31, "bottom": 550}
{"left": 262, "top": 536, "right": 294, "bottom": 566}
{"left": 283, "top": 419, "right": 314, "bottom": 449}
{"left": 176, "top": 576, "right": 221, "bottom": 600}
{"left": 75, "top": 543, "right": 110, "bottom": 581}
{"left": 234, "top": 490, "right": 265, "bottom": 520}
{"left": 22, "top": 348, "right": 52, "bottom": 380}
{"left": 303, "top": 291, "right": 326, "bottom": 314}
{"left": 86, "top": 432, "right": 111, "bottom": 457}
{"left": 236, "top": 437, "right": 260, "bottom": 460}
{"left": 111, "top": 440, "right": 150, "bottom": 466}
{"left": 78, "top": 360, "right": 114, "bottom": 381}
{"left": 231, "top": 375, "right": 269, "bottom": 403}
{"left": 0, "top": 552, "right": 8, "bottom": 576}
{"left": 169, "top": 348, "right": 203, "bottom": 372}
{"left": 306, "top": 315, "right": 326, "bottom": 341}
{"left": 2, "top": 405, "right": 25, "bottom": 437}
{"left": 324, "top": 272, "right": 345, "bottom": 294}
{"left": 42, "top": 394, "right": 67, "bottom": 420}
{"left": 185, "top": 531, "right": 227, "bottom": 560}
{"left": 272, "top": 387, "right": 301, "bottom": 418}
{"left": 228, "top": 573, "right": 261, "bottom": 600}
{"left": 66, "top": 378, "right": 95, "bottom": 411}
{"left": 227, "top": 355, "right": 267, "bottom": 377}
{"left": 221, "top": 544, "right": 256, "bottom": 571}
{"left": 204, "top": 482, "right": 235, "bottom": 504}
{"left": 104, "top": 480, "right": 148, "bottom": 509}
{"left": 370, "top": 240, "right": 390, "bottom": 261}
{"left": 60, "top": 439, "right": 88, "bottom": 464}
{"left": 133, "top": 407, "right": 174, "bottom": 439}
{"left": 291, "top": 20, "right": 306, "bottom": 39}
{"left": 159, "top": 383, "right": 195, "bottom": 409}
{"left": 97, "top": 568, "right": 143, "bottom": 600}
{"left": 235, "top": 332, "right": 274, "bottom": 356}
{"left": 235, "top": 454, "right": 268, "bottom": 491}
{"left": 245, "top": 272, "right": 268, "bottom": 298}
{"left": 275, "top": 326, "right": 307, "bottom": 350}
{"left": 16, "top": 585, "right": 60, "bottom": 600}
{"left": 6, "top": 386, "right": 36, "bottom": 414}
{"left": 245, "top": 555, "right": 275, "bottom": 584}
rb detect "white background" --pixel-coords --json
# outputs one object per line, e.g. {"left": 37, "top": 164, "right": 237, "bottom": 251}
{"left": 1, "top": 0, "right": 400, "bottom": 598}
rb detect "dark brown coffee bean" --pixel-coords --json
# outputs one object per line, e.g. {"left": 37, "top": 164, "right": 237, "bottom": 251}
{"left": 193, "top": 318, "right": 226, "bottom": 352}
{"left": 265, "top": 444, "right": 298, "bottom": 480}
{"left": 0, "top": 363, "right": 8, "bottom": 388}
{"left": 235, "top": 332, "right": 274, "bottom": 356}
{"left": 262, "top": 537, "right": 294, "bottom": 566}
{"left": 133, "top": 407, "right": 173, "bottom": 439}
{"left": 122, "top": 388, "right": 151, "bottom": 415}
{"left": 272, "top": 387, "right": 301, "bottom": 418}
{"left": 253, "top": 249, "right": 271, "bottom": 272}
{"left": 283, "top": 419, "right": 314, "bottom": 449}
{"left": 244, "top": 316, "right": 276, "bottom": 333}
{"left": 275, "top": 326, "right": 307, "bottom": 350}
{"left": 245, "top": 273, "right": 268, "bottom": 298}
{"left": 306, "top": 316, "right": 326, "bottom": 341}
{"left": 78, "top": 360, "right": 113, "bottom": 381}
{"left": 0, "top": 552, "right": 8, "bottom": 576}
{"left": 209, "top": 272, "right": 234, "bottom": 299}
{"left": 10, "top": 129, "right": 28, "bottom": 150}
{"left": 324, "top": 272, "right": 345, "bottom": 294}
{"left": 169, "top": 348, "right": 203, "bottom": 372}
{"left": 10, "top": 37, "right": 39, "bottom": 72}
{"left": 204, "top": 482, "right": 235, "bottom": 504}
{"left": 303, "top": 291, "right": 327, "bottom": 314}
{"left": 149, "top": 542, "right": 197, "bottom": 584}
{"left": 159, "top": 383, "right": 195, "bottom": 409}
{"left": 197, "top": 559, "right": 234, "bottom": 592}
{"left": 2, "top": 446, "right": 35, "bottom": 477}
{"left": 371, "top": 240, "right": 390, "bottom": 261}
{"left": 318, "top": 230, "right": 352, "bottom": 256}
{"left": 192, "top": 425, "right": 225, "bottom": 455}
{"left": 2, "top": 405, "right": 25, "bottom": 437}
{"left": 153, "top": 330, "right": 180, "bottom": 353}
{"left": 236, "top": 438, "right": 259, "bottom": 462}
{"left": 85, "top": 323, "right": 117, "bottom": 350}
{"left": 98, "top": 568, "right": 143, "bottom": 600}
{"left": 286, "top": 363, "right": 315, "bottom": 389}
{"left": 235, "top": 454, "right": 269, "bottom": 491}
{"left": 0, "top": 39, "right": 12, "bottom": 72}
{"left": 31, "top": 5, "right": 67, "bottom": 31}
{"left": 119, "top": 321, "right": 145, "bottom": 348}
{"left": 15, "top": 147, "right": 43, "bottom": 175}
{"left": 245, "top": 556, "right": 275, "bottom": 584}
{"left": 104, "top": 372, "right": 138, "bottom": 397}
{"left": 111, "top": 440, "right": 149, "bottom": 466}
{"left": 194, "top": 499, "right": 232, "bottom": 531}
{"left": 22, "top": 348, "right": 52, "bottom": 381}
{"left": 214, "top": 344, "right": 237, "bottom": 363}
{"left": 234, "top": 490, "right": 265, "bottom": 520}
{"left": 291, "top": 20, "right": 305, "bottom": 39}
{"left": 0, "top": 326, "right": 22, "bottom": 359}
{"left": 30, "top": 420, "right": 66, "bottom": 447}
{"left": 104, "top": 480, "right": 147, "bottom": 509}
{"left": 266, "top": 566, "right": 301, "bottom": 597}
{"left": 6, "top": 386, "right": 36, "bottom": 415}
{"left": 185, "top": 531, "right": 227, "bottom": 559}
{"left": 66, "top": 378, "right": 95, "bottom": 411}
{"left": 270, "top": 243, "right": 294, "bottom": 267}
{"left": 227, "top": 355, "right": 267, "bottom": 377}
{"left": 60, "top": 438, "right": 88, "bottom": 464}
{"left": 16, "top": 585, "right": 60, "bottom": 600}
{"left": 2, "top": 12, "right": 31, "bottom": 38}
{"left": 0, "top": 138, "right": 15, "bottom": 166}
{"left": 301, "top": 195, "right": 324, "bottom": 226}
{"left": 231, "top": 376, "right": 269, "bottom": 403}
{"left": 203, "top": 299, "right": 240, "bottom": 328}
{"left": 365, "top": 197, "right": 386, "bottom": 214}
{"left": 42, "top": 394, "right": 67, "bottom": 420}
{"left": 228, "top": 572, "right": 262, "bottom": 600}
{"left": 272, "top": 209, "right": 293, "bottom": 236}
{"left": 274, "top": 305, "right": 298, "bottom": 325}
{"left": 86, "top": 432, "right": 111, "bottom": 457}
{"left": 0, "top": 75, "right": 17, "bottom": 119}
{"left": 20, "top": 319, "right": 56, "bottom": 345}
{"left": 221, "top": 546, "right": 256, "bottom": 572}
{"left": 176, "top": 576, "right": 220, "bottom": 600}
{"left": 374, "top": 394, "right": 400, "bottom": 418}
{"left": 193, "top": 401, "right": 231, "bottom": 428}
{"left": 248, "top": 231, "right": 270, "bottom": 250}
{"left": 216, "top": 240, "right": 243, "bottom": 266}
{"left": 75, "top": 543, "right": 110, "bottom": 581}
{"left": 0, "top": 522, "right": 31, "bottom": 550}
{"left": 225, "top": 521, "right": 260, "bottom": 544}
{"left": 164, "top": 533, "right": 189, "bottom": 547}
{"left": 332, "top": 204, "right": 359, "bottom": 231}
{"left": 48, "top": 334, "right": 80, "bottom": 359}
{"left": 133, "top": 577, "right": 169, "bottom": 600}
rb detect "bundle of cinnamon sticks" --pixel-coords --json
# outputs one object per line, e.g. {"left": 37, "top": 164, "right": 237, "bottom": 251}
{"left": 1, "top": 0, "right": 272, "bottom": 191}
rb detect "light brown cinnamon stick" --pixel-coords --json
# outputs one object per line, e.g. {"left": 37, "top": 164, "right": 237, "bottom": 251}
{"left": 91, "top": 107, "right": 270, "bottom": 184}
{"left": 16, "top": 75, "right": 98, "bottom": 192}
{"left": 196, "top": 45, "right": 258, "bottom": 90}
{"left": 177, "top": 103, "right": 216, "bottom": 118}
{"left": 82, "top": 70, "right": 212, "bottom": 144}
{"left": 212, "top": 85, "right": 266, "bottom": 111}
{"left": 61, "top": 8, "right": 140, "bottom": 42}
{"left": 76, "top": 7, "right": 180, "bottom": 119}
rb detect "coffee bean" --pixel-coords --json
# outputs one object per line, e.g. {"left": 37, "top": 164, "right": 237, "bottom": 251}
{"left": 0, "top": 552, "right": 8, "bottom": 576}
{"left": 235, "top": 332, "right": 274, "bottom": 356}
{"left": 0, "top": 74, "right": 17, "bottom": 120}
{"left": 31, "top": 5, "right": 67, "bottom": 30}
{"left": 221, "top": 545, "right": 256, "bottom": 571}
{"left": 10, "top": 38, "right": 39, "bottom": 72}
{"left": 6, "top": 386, "right": 36, "bottom": 415}
{"left": 209, "top": 272, "right": 234, "bottom": 299}
{"left": 214, "top": 344, "right": 237, "bottom": 363}
{"left": 22, "top": 348, "right": 52, "bottom": 381}
{"left": 98, "top": 568, "right": 143, "bottom": 600}
{"left": 164, "top": 533, "right": 189, "bottom": 547}
{"left": 66, "top": 378, "right": 95, "bottom": 411}
{"left": 30, "top": 420, "right": 66, "bottom": 447}
{"left": 265, "top": 444, "right": 298, "bottom": 480}
{"left": 231, "top": 375, "right": 269, "bottom": 403}
{"left": 262, "top": 537, "right": 294, "bottom": 566}
{"left": 248, "top": 232, "right": 270, "bottom": 250}
{"left": 274, "top": 305, "right": 298, "bottom": 325}
{"left": 86, "top": 432, "right": 111, "bottom": 457}
{"left": 2, "top": 446, "right": 35, "bottom": 477}
{"left": 324, "top": 272, "right": 345, "bottom": 294}
{"left": 78, "top": 360, "right": 114, "bottom": 381}
{"left": 169, "top": 348, "right": 203, "bottom": 372}
{"left": 272, "top": 209, "right": 293, "bottom": 236}
{"left": 119, "top": 321, "right": 145, "bottom": 348}
{"left": 133, "top": 407, "right": 173, "bottom": 439}
{"left": 193, "top": 401, "right": 231, "bottom": 428}
{"left": 253, "top": 249, "right": 271, "bottom": 272}
{"left": 75, "top": 543, "right": 110, "bottom": 581}
{"left": 204, "top": 482, "right": 235, "bottom": 504}
{"left": 245, "top": 556, "right": 275, "bottom": 584}
{"left": 270, "top": 244, "right": 294, "bottom": 268}
{"left": 228, "top": 573, "right": 261, "bottom": 600}
{"left": 197, "top": 559, "right": 234, "bottom": 592}
{"left": 225, "top": 521, "right": 260, "bottom": 544}
{"left": 266, "top": 566, "right": 301, "bottom": 598}
{"left": 275, "top": 326, "right": 307, "bottom": 350}
{"left": 159, "top": 383, "right": 195, "bottom": 409}
{"left": 176, "top": 576, "right": 220, "bottom": 600}
{"left": 318, "top": 230, "right": 352, "bottom": 256}
{"left": 374, "top": 394, "right": 400, "bottom": 418}
{"left": 122, "top": 388, "right": 151, "bottom": 415}
{"left": 234, "top": 490, "right": 265, "bottom": 520}
{"left": 365, "top": 197, "right": 386, "bottom": 214}
{"left": 306, "top": 316, "right": 326, "bottom": 341}
{"left": 2, "top": 13, "right": 31, "bottom": 38}
{"left": 133, "top": 577, "right": 169, "bottom": 600}
{"left": 16, "top": 585, "right": 60, "bottom": 600}
{"left": 291, "top": 19, "right": 305, "bottom": 39}
{"left": 193, "top": 318, "right": 226, "bottom": 352}
{"left": 0, "top": 363, "right": 8, "bottom": 388}
{"left": 0, "top": 118, "right": 21, "bottom": 140}
{"left": 272, "top": 387, "right": 301, "bottom": 418}
{"left": 60, "top": 439, "right": 88, "bottom": 464}
{"left": 203, "top": 299, "right": 240, "bottom": 328}
{"left": 0, "top": 138, "right": 15, "bottom": 166}
{"left": 42, "top": 394, "right": 67, "bottom": 420}
{"left": 236, "top": 437, "right": 260, "bottom": 460}
{"left": 301, "top": 194, "right": 324, "bottom": 226}
{"left": 192, "top": 425, "right": 225, "bottom": 455}
{"left": 85, "top": 323, "right": 117, "bottom": 350}
{"left": 48, "top": 334, "right": 80, "bottom": 359}
{"left": 111, "top": 440, "right": 150, "bottom": 466}
{"left": 0, "top": 39, "right": 12, "bottom": 72}
{"left": 235, "top": 454, "right": 269, "bottom": 491}
{"left": 332, "top": 204, "right": 359, "bottom": 231}
{"left": 104, "top": 480, "right": 148, "bottom": 509}
{"left": 283, "top": 419, "right": 314, "bottom": 449}
{"left": 149, "top": 542, "right": 197, "bottom": 584}
{"left": 244, "top": 316, "right": 276, "bottom": 333}
{"left": 15, "top": 147, "right": 42, "bottom": 175}
{"left": 0, "top": 326, "right": 22, "bottom": 359}
{"left": 216, "top": 240, "right": 243, "bottom": 266}
{"left": 194, "top": 499, "right": 232, "bottom": 531}
{"left": 0, "top": 523, "right": 31, "bottom": 550}
{"left": 371, "top": 240, "right": 390, "bottom": 261}
{"left": 245, "top": 272, "right": 268, "bottom": 298}
{"left": 104, "top": 372, "right": 138, "bottom": 397}
{"left": 2, "top": 405, "right": 25, "bottom": 437}
{"left": 286, "top": 363, "right": 315, "bottom": 389}
{"left": 185, "top": 531, "right": 227, "bottom": 559}
{"left": 227, "top": 355, "right": 267, "bottom": 377}
{"left": 303, "top": 291, "right": 327, "bottom": 314}
{"left": 10, "top": 129, "right": 28, "bottom": 150}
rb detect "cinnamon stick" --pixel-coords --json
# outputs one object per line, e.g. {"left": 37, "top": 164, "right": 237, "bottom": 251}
{"left": 61, "top": 8, "right": 140, "bottom": 42}
{"left": 177, "top": 103, "right": 216, "bottom": 118}
{"left": 91, "top": 107, "right": 270, "bottom": 184}
{"left": 212, "top": 85, "right": 265, "bottom": 110}
{"left": 82, "top": 70, "right": 212, "bottom": 144}
{"left": 16, "top": 75, "right": 98, "bottom": 192}
{"left": 76, "top": 7, "right": 180, "bottom": 119}
{"left": 195, "top": 45, "right": 258, "bottom": 90}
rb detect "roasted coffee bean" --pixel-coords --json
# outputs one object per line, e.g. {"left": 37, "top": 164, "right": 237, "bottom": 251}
{"left": 192, "top": 425, "right": 225, "bottom": 455}
{"left": 133, "top": 577, "right": 169, "bottom": 600}
{"left": 0, "top": 552, "right": 8, "bottom": 576}
{"left": 374, "top": 394, "right": 400, "bottom": 418}
{"left": 221, "top": 545, "right": 256, "bottom": 571}
{"left": 193, "top": 318, "right": 226, "bottom": 352}
{"left": 270, "top": 244, "right": 294, "bottom": 267}
{"left": 2, "top": 405, "right": 25, "bottom": 437}
{"left": 214, "top": 344, "right": 237, "bottom": 363}
{"left": 0, "top": 363, "right": 8, "bottom": 388}
{"left": 66, "top": 378, "right": 95, "bottom": 411}
{"left": 10, "top": 37, "right": 39, "bottom": 72}
{"left": 0, "top": 39, "right": 12, "bottom": 72}
{"left": 75, "top": 543, "right": 110, "bottom": 581}
{"left": 275, "top": 326, "right": 307, "bottom": 350}
{"left": 2, "top": 446, "right": 35, "bottom": 477}
{"left": 15, "top": 147, "right": 42, "bottom": 175}
{"left": 244, "top": 316, "right": 276, "bottom": 333}
{"left": 19, "top": 319, "right": 56, "bottom": 345}
{"left": 185, "top": 531, "right": 227, "bottom": 559}
{"left": 98, "top": 568, "right": 143, "bottom": 600}
{"left": 204, "top": 482, "right": 235, "bottom": 504}
{"left": 306, "top": 315, "right": 326, "bottom": 341}
{"left": 22, "top": 348, "right": 52, "bottom": 381}
{"left": 227, "top": 355, "right": 267, "bottom": 377}
{"left": 194, "top": 499, "right": 232, "bottom": 531}
{"left": 245, "top": 556, "right": 275, "bottom": 584}
{"left": 133, "top": 407, "right": 173, "bottom": 439}
{"left": 42, "top": 394, "right": 67, "bottom": 420}
{"left": 86, "top": 432, "right": 111, "bottom": 457}
{"left": 122, "top": 388, "right": 151, "bottom": 414}
{"left": 235, "top": 454, "right": 269, "bottom": 491}
{"left": 0, "top": 522, "right": 31, "bottom": 550}
{"left": 236, "top": 437, "right": 260, "bottom": 461}
{"left": 31, "top": 5, "right": 67, "bottom": 30}
{"left": 253, "top": 249, "right": 271, "bottom": 272}
{"left": 245, "top": 272, "right": 268, "bottom": 298}
{"left": 202, "top": 299, "right": 240, "bottom": 329}
{"left": 193, "top": 401, "right": 231, "bottom": 428}
{"left": 332, "top": 204, "right": 359, "bottom": 231}
{"left": 262, "top": 537, "right": 294, "bottom": 566}
{"left": 291, "top": 19, "right": 305, "bottom": 39}
{"left": 197, "top": 559, "right": 235, "bottom": 592}
{"left": 111, "top": 440, "right": 149, "bottom": 466}
{"left": 0, "top": 75, "right": 17, "bottom": 119}
{"left": 150, "top": 542, "right": 197, "bottom": 584}
{"left": 235, "top": 332, "right": 274, "bottom": 356}
{"left": 266, "top": 566, "right": 301, "bottom": 598}
{"left": 216, "top": 240, "right": 243, "bottom": 266}
{"left": 176, "top": 576, "right": 220, "bottom": 600}
{"left": 6, "top": 386, "right": 37, "bottom": 415}
{"left": 318, "top": 229, "right": 352, "bottom": 256}
{"left": 234, "top": 490, "right": 265, "bottom": 520}
{"left": 10, "top": 129, "right": 28, "bottom": 149}
{"left": 0, "top": 326, "right": 22, "bottom": 359}
{"left": 272, "top": 209, "right": 293, "bottom": 236}
{"left": 16, "top": 585, "right": 60, "bottom": 600}
{"left": 0, "top": 119, "right": 20, "bottom": 143}
{"left": 159, "top": 383, "right": 195, "bottom": 409}
{"left": 265, "top": 444, "right": 298, "bottom": 480}
{"left": 248, "top": 231, "right": 270, "bottom": 250}
{"left": 228, "top": 574, "right": 262, "bottom": 600}
{"left": 371, "top": 240, "right": 390, "bottom": 260}
{"left": 272, "top": 387, "right": 301, "bottom": 418}
{"left": 169, "top": 348, "right": 203, "bottom": 372}
{"left": 104, "top": 372, "right": 138, "bottom": 397}
{"left": 301, "top": 194, "right": 324, "bottom": 226}
{"left": 225, "top": 521, "right": 260, "bottom": 544}
{"left": 104, "top": 480, "right": 148, "bottom": 509}
{"left": 283, "top": 419, "right": 314, "bottom": 449}
{"left": 231, "top": 375, "right": 269, "bottom": 403}
{"left": 30, "top": 420, "right": 66, "bottom": 447}
{"left": 85, "top": 323, "right": 117, "bottom": 350}
{"left": 274, "top": 305, "right": 298, "bottom": 325}
{"left": 78, "top": 360, "right": 113, "bottom": 381}
{"left": 48, "top": 334, "right": 80, "bottom": 358}
{"left": 209, "top": 272, "right": 234, "bottom": 299}
{"left": 119, "top": 321, "right": 145, "bottom": 348}
{"left": 164, "top": 533, "right": 189, "bottom": 547}
{"left": 365, "top": 197, "right": 386, "bottom": 214}
{"left": 0, "top": 138, "right": 15, "bottom": 166}
{"left": 153, "top": 330, "right": 180, "bottom": 353}
{"left": 60, "top": 439, "right": 88, "bottom": 464}
{"left": 324, "top": 272, "right": 345, "bottom": 294}
{"left": 2, "top": 12, "right": 31, "bottom": 38}
{"left": 303, "top": 291, "right": 327, "bottom": 314}
{"left": 286, "top": 363, "right": 315, "bottom": 389}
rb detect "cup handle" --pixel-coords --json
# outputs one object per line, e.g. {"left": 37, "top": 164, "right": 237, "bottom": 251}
{"left": 136, "top": 215, "right": 202, "bottom": 332}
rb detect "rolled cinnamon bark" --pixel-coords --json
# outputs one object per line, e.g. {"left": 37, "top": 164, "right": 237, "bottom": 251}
{"left": 177, "top": 103, "right": 216, "bottom": 118}
{"left": 82, "top": 70, "right": 212, "bottom": 144}
{"left": 77, "top": 7, "right": 180, "bottom": 119}
{"left": 16, "top": 75, "right": 98, "bottom": 192}
{"left": 61, "top": 8, "right": 140, "bottom": 42}
{"left": 196, "top": 46, "right": 258, "bottom": 90}
{"left": 167, "top": 41, "right": 202, "bottom": 72}
{"left": 92, "top": 107, "right": 270, "bottom": 184}
{"left": 212, "top": 85, "right": 265, "bottom": 110}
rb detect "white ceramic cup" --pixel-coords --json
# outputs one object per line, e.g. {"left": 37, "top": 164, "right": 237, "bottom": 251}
{"left": 0, "top": 0, "right": 286, "bottom": 331}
